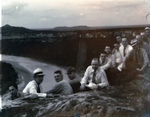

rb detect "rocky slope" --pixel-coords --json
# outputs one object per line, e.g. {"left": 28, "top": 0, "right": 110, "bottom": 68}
{"left": 1, "top": 76, "right": 150, "bottom": 117}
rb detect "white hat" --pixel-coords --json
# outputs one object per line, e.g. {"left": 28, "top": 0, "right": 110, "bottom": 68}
{"left": 145, "top": 27, "right": 150, "bottom": 30}
{"left": 33, "top": 68, "right": 45, "bottom": 76}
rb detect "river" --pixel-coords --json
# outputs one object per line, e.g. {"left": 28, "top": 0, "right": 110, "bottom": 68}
{"left": 1, "top": 54, "right": 69, "bottom": 92}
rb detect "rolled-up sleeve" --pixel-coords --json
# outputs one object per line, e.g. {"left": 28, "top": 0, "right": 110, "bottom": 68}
{"left": 98, "top": 69, "right": 109, "bottom": 88}
{"left": 101, "top": 58, "right": 111, "bottom": 70}
{"left": 22, "top": 81, "right": 47, "bottom": 98}
{"left": 80, "top": 66, "right": 90, "bottom": 84}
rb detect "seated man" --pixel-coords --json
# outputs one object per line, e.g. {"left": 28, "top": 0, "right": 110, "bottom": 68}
{"left": 112, "top": 43, "right": 123, "bottom": 69}
{"left": 99, "top": 52, "right": 112, "bottom": 71}
{"left": 2, "top": 86, "right": 19, "bottom": 100}
{"left": 118, "top": 37, "right": 133, "bottom": 71}
{"left": 126, "top": 39, "right": 149, "bottom": 76}
{"left": 47, "top": 70, "right": 73, "bottom": 95}
{"left": 104, "top": 46, "right": 115, "bottom": 68}
{"left": 80, "top": 58, "right": 109, "bottom": 91}
{"left": 22, "top": 68, "right": 49, "bottom": 98}
{"left": 116, "top": 36, "right": 122, "bottom": 47}
{"left": 99, "top": 52, "right": 116, "bottom": 85}
{"left": 66, "top": 67, "right": 81, "bottom": 93}
{"left": 138, "top": 34, "right": 150, "bottom": 60}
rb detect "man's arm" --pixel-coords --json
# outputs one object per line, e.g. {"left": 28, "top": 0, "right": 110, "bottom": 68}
{"left": 80, "top": 66, "right": 90, "bottom": 90}
{"left": 47, "top": 82, "right": 64, "bottom": 94}
{"left": 101, "top": 58, "right": 111, "bottom": 70}
{"left": 140, "top": 49, "right": 149, "bottom": 71}
{"left": 23, "top": 82, "right": 47, "bottom": 98}
{"left": 97, "top": 69, "right": 109, "bottom": 88}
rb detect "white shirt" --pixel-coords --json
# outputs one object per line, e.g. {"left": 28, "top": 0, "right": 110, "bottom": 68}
{"left": 113, "top": 49, "right": 123, "bottom": 64}
{"left": 22, "top": 80, "right": 47, "bottom": 97}
{"left": 80, "top": 66, "right": 109, "bottom": 88}
{"left": 99, "top": 57, "right": 112, "bottom": 70}
{"left": 119, "top": 44, "right": 133, "bottom": 61}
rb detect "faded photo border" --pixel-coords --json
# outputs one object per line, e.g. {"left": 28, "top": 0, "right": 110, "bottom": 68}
{"left": 1, "top": 0, "right": 150, "bottom": 117}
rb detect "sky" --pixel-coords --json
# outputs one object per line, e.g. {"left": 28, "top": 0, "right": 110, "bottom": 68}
{"left": 1, "top": 0, "right": 150, "bottom": 29}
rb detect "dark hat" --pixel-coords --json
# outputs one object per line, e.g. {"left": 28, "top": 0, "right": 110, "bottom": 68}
{"left": 66, "top": 67, "right": 75, "bottom": 74}
{"left": 33, "top": 68, "right": 45, "bottom": 76}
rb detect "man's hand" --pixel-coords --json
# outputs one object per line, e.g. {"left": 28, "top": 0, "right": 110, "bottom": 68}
{"left": 46, "top": 94, "right": 54, "bottom": 98}
{"left": 122, "top": 62, "right": 126, "bottom": 69}
{"left": 136, "top": 68, "right": 141, "bottom": 72}
{"left": 80, "top": 84, "right": 85, "bottom": 91}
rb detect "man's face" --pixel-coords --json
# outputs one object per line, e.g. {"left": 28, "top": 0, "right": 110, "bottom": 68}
{"left": 100, "top": 54, "right": 106, "bottom": 61}
{"left": 105, "top": 47, "right": 111, "bottom": 54}
{"left": 136, "top": 35, "right": 142, "bottom": 43}
{"left": 9, "top": 86, "right": 17, "bottom": 95}
{"left": 140, "top": 33, "right": 145, "bottom": 40}
{"left": 145, "top": 30, "right": 150, "bottom": 37}
{"left": 54, "top": 73, "right": 63, "bottom": 82}
{"left": 132, "top": 32, "right": 137, "bottom": 37}
{"left": 122, "top": 38, "right": 128, "bottom": 47}
{"left": 91, "top": 60, "right": 99, "bottom": 70}
{"left": 116, "top": 36, "right": 121, "bottom": 43}
{"left": 114, "top": 44, "right": 119, "bottom": 49}
{"left": 67, "top": 72, "right": 76, "bottom": 80}
{"left": 35, "top": 75, "right": 44, "bottom": 85}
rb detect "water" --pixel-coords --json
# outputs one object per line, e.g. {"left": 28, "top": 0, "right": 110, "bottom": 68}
{"left": 1, "top": 55, "right": 69, "bottom": 92}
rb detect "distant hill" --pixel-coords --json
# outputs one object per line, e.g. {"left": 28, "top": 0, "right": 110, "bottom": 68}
{"left": 1, "top": 24, "right": 150, "bottom": 33}
{"left": 52, "top": 25, "right": 92, "bottom": 31}
{"left": 1, "top": 24, "right": 32, "bottom": 33}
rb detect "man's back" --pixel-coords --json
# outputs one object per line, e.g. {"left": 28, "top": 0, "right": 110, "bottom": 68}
{"left": 47, "top": 80, "right": 73, "bottom": 95}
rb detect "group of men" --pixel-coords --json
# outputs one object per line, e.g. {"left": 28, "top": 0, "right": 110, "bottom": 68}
{"left": 5, "top": 27, "right": 150, "bottom": 99}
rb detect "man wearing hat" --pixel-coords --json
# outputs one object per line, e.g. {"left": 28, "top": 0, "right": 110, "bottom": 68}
{"left": 66, "top": 67, "right": 81, "bottom": 93}
{"left": 22, "top": 68, "right": 47, "bottom": 97}
{"left": 126, "top": 38, "right": 149, "bottom": 75}
{"left": 118, "top": 37, "right": 133, "bottom": 71}
{"left": 145, "top": 27, "right": 150, "bottom": 46}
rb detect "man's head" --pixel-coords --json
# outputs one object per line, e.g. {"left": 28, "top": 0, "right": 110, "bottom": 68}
{"left": 122, "top": 38, "right": 128, "bottom": 47}
{"left": 104, "top": 46, "right": 111, "bottom": 54}
{"left": 131, "top": 39, "right": 139, "bottom": 49}
{"left": 132, "top": 31, "right": 138, "bottom": 37}
{"left": 66, "top": 67, "right": 76, "bottom": 80}
{"left": 116, "top": 36, "right": 122, "bottom": 43}
{"left": 54, "top": 70, "right": 63, "bottom": 82}
{"left": 140, "top": 32, "right": 145, "bottom": 40}
{"left": 33, "top": 68, "right": 45, "bottom": 85}
{"left": 100, "top": 52, "right": 106, "bottom": 62}
{"left": 114, "top": 43, "right": 119, "bottom": 49}
{"left": 145, "top": 27, "right": 150, "bottom": 37}
{"left": 91, "top": 58, "right": 99, "bottom": 70}
{"left": 9, "top": 86, "right": 18, "bottom": 99}
{"left": 135, "top": 35, "right": 142, "bottom": 44}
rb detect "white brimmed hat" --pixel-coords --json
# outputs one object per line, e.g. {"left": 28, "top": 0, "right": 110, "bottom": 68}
{"left": 33, "top": 68, "right": 45, "bottom": 76}
{"left": 145, "top": 27, "right": 150, "bottom": 30}
{"left": 131, "top": 39, "right": 138, "bottom": 47}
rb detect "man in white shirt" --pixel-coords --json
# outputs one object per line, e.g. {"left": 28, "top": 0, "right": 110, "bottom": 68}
{"left": 118, "top": 38, "right": 133, "bottom": 71}
{"left": 112, "top": 43, "right": 123, "bottom": 69}
{"left": 145, "top": 27, "right": 150, "bottom": 46}
{"left": 80, "top": 58, "right": 109, "bottom": 91}
{"left": 116, "top": 36, "right": 122, "bottom": 47}
{"left": 22, "top": 68, "right": 48, "bottom": 98}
